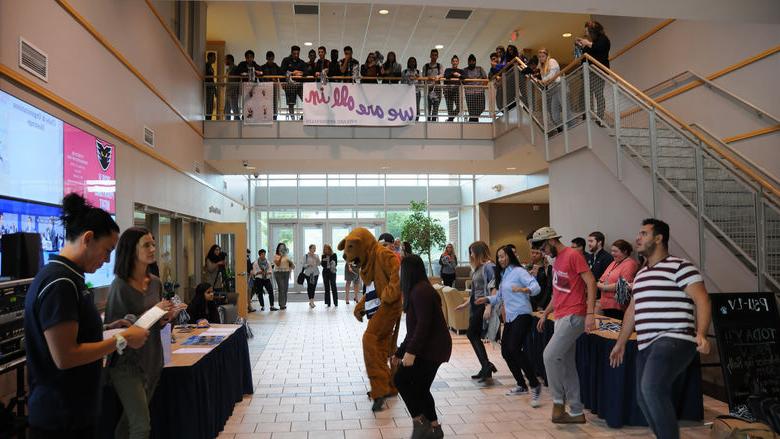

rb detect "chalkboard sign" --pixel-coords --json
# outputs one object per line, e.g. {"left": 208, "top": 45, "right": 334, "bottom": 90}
{"left": 711, "top": 292, "right": 780, "bottom": 414}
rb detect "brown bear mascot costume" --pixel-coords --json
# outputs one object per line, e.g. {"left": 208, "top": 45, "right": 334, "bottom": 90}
{"left": 338, "top": 228, "right": 402, "bottom": 411}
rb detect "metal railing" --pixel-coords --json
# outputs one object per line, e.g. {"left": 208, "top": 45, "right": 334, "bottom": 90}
{"left": 204, "top": 75, "right": 494, "bottom": 123}
{"left": 492, "top": 54, "right": 780, "bottom": 291}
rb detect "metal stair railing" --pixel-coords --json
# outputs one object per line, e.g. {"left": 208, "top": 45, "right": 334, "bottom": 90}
{"left": 493, "top": 54, "right": 780, "bottom": 291}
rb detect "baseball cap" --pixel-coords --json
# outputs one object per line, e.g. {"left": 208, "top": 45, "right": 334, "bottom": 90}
{"left": 530, "top": 226, "right": 561, "bottom": 243}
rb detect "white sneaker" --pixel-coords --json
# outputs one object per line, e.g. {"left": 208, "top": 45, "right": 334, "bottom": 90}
{"left": 309, "top": 301, "right": 316, "bottom": 308}
{"left": 530, "top": 384, "right": 542, "bottom": 408}
{"left": 506, "top": 386, "right": 528, "bottom": 396}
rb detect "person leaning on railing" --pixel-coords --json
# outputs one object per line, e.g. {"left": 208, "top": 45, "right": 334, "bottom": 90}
{"left": 462, "top": 54, "right": 488, "bottom": 122}
{"left": 361, "top": 52, "right": 381, "bottom": 84}
{"left": 224, "top": 54, "right": 240, "bottom": 120}
{"left": 538, "top": 48, "right": 563, "bottom": 133}
{"left": 337, "top": 46, "right": 360, "bottom": 83}
{"left": 423, "top": 49, "right": 444, "bottom": 121}
{"left": 576, "top": 20, "right": 611, "bottom": 124}
{"left": 280, "top": 45, "right": 308, "bottom": 119}
{"left": 443, "top": 55, "right": 464, "bottom": 122}
{"left": 402, "top": 57, "right": 422, "bottom": 119}
{"left": 382, "top": 51, "right": 402, "bottom": 84}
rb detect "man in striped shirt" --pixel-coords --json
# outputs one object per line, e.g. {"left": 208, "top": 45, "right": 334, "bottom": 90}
{"left": 609, "top": 218, "right": 711, "bottom": 439}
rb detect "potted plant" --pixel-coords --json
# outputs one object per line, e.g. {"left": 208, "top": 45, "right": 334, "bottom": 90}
{"left": 400, "top": 201, "right": 447, "bottom": 275}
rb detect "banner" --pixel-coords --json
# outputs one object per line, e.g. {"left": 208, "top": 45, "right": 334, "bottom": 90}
{"left": 63, "top": 123, "right": 116, "bottom": 213}
{"left": 242, "top": 82, "right": 274, "bottom": 125}
{"left": 303, "top": 83, "right": 417, "bottom": 126}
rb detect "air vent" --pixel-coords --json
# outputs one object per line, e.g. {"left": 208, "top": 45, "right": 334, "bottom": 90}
{"left": 19, "top": 38, "right": 48, "bottom": 82}
{"left": 294, "top": 4, "right": 318, "bottom": 15}
{"left": 445, "top": 9, "right": 472, "bottom": 20}
{"left": 143, "top": 126, "right": 155, "bottom": 147}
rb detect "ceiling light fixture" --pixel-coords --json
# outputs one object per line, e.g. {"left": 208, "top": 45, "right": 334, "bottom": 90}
{"left": 435, "top": 44, "right": 444, "bottom": 49}
{"left": 380, "top": 166, "right": 390, "bottom": 170}
{"left": 304, "top": 42, "right": 313, "bottom": 46}
{"left": 506, "top": 167, "right": 517, "bottom": 171}
{"left": 562, "top": 33, "right": 572, "bottom": 38}
{"left": 378, "top": 9, "right": 389, "bottom": 15}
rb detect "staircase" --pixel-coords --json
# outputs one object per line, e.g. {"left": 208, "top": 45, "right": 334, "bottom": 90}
{"left": 496, "top": 55, "right": 780, "bottom": 292}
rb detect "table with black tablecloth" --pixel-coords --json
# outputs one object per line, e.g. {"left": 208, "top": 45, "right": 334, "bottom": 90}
{"left": 529, "top": 313, "right": 703, "bottom": 428}
{"left": 149, "top": 324, "right": 254, "bottom": 439}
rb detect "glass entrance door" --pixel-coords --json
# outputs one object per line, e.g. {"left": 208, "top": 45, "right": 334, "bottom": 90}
{"left": 330, "top": 223, "right": 353, "bottom": 286}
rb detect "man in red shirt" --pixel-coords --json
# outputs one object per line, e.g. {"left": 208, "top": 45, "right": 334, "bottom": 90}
{"left": 532, "top": 226, "right": 597, "bottom": 424}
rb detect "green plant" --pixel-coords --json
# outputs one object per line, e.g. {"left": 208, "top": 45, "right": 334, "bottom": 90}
{"left": 400, "top": 201, "right": 447, "bottom": 274}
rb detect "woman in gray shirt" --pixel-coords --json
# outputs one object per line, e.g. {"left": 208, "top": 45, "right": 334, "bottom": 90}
{"left": 438, "top": 243, "right": 458, "bottom": 287}
{"left": 105, "top": 227, "right": 180, "bottom": 439}
{"left": 303, "top": 244, "right": 320, "bottom": 308}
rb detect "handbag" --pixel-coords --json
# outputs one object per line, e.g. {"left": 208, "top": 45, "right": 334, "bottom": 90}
{"left": 615, "top": 276, "right": 632, "bottom": 306}
{"left": 296, "top": 269, "right": 306, "bottom": 285}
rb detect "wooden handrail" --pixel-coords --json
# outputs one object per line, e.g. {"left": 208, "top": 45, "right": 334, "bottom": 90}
{"left": 610, "top": 19, "right": 675, "bottom": 61}
{"left": 581, "top": 54, "right": 780, "bottom": 198}
{"left": 722, "top": 125, "right": 780, "bottom": 144}
{"left": 144, "top": 0, "right": 203, "bottom": 81}
{"left": 205, "top": 75, "right": 490, "bottom": 83}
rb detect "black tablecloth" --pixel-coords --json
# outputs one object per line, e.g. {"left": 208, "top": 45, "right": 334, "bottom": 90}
{"left": 529, "top": 316, "right": 703, "bottom": 428}
{"left": 149, "top": 325, "right": 254, "bottom": 439}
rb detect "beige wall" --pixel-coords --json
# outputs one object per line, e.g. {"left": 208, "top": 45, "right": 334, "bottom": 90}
{"left": 0, "top": 0, "right": 204, "bottom": 174}
{"left": 483, "top": 203, "right": 549, "bottom": 263}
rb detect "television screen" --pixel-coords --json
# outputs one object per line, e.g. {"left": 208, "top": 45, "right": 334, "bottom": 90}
{"left": 0, "top": 90, "right": 64, "bottom": 204}
{"left": 0, "top": 196, "right": 115, "bottom": 286}
{"left": 64, "top": 123, "right": 116, "bottom": 213}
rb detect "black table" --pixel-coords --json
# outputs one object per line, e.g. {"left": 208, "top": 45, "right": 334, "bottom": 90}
{"left": 529, "top": 315, "right": 703, "bottom": 428}
{"left": 149, "top": 325, "right": 254, "bottom": 439}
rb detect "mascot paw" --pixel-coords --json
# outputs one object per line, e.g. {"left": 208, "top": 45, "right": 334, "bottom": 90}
{"left": 353, "top": 308, "right": 364, "bottom": 322}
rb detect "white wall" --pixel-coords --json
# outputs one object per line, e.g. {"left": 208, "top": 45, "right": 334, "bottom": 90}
{"left": 475, "top": 173, "right": 549, "bottom": 203}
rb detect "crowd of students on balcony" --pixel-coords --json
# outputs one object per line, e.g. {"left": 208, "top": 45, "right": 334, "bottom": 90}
{"left": 205, "top": 20, "right": 610, "bottom": 123}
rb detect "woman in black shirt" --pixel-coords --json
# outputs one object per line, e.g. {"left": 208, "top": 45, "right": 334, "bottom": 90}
{"left": 577, "top": 20, "right": 611, "bottom": 122}
{"left": 23, "top": 193, "right": 149, "bottom": 438}
{"left": 189, "top": 282, "right": 220, "bottom": 324}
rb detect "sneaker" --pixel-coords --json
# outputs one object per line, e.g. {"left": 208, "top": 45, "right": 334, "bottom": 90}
{"left": 506, "top": 386, "right": 528, "bottom": 396}
{"left": 260, "top": 307, "right": 265, "bottom": 311}
{"left": 530, "top": 384, "right": 542, "bottom": 408}
{"left": 553, "top": 412, "right": 586, "bottom": 424}
{"left": 270, "top": 307, "right": 279, "bottom": 311}
{"left": 309, "top": 301, "right": 316, "bottom": 309}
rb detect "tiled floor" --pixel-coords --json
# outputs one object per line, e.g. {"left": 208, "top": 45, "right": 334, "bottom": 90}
{"left": 219, "top": 298, "right": 727, "bottom": 439}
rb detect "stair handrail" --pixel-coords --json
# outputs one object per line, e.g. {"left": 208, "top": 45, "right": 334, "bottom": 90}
{"left": 689, "top": 123, "right": 780, "bottom": 200}
{"left": 578, "top": 53, "right": 780, "bottom": 199}
{"left": 641, "top": 70, "right": 780, "bottom": 124}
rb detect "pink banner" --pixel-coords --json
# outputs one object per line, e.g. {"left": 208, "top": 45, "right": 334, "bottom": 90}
{"left": 63, "top": 123, "right": 116, "bottom": 213}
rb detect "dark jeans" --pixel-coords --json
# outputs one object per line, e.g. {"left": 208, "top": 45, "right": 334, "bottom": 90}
{"left": 394, "top": 358, "right": 441, "bottom": 422}
{"left": 467, "top": 302, "right": 490, "bottom": 369}
{"left": 590, "top": 73, "right": 606, "bottom": 120}
{"left": 224, "top": 83, "right": 240, "bottom": 120}
{"left": 444, "top": 86, "right": 460, "bottom": 121}
{"left": 306, "top": 274, "right": 318, "bottom": 299}
{"left": 465, "top": 92, "right": 485, "bottom": 122}
{"left": 501, "top": 314, "right": 539, "bottom": 388}
{"left": 441, "top": 272, "right": 456, "bottom": 287}
{"left": 637, "top": 337, "right": 698, "bottom": 439}
{"left": 283, "top": 83, "right": 303, "bottom": 119}
{"left": 253, "top": 278, "right": 274, "bottom": 308}
{"left": 29, "top": 426, "right": 95, "bottom": 439}
{"left": 323, "top": 270, "right": 338, "bottom": 306}
{"left": 601, "top": 308, "right": 624, "bottom": 320}
{"left": 206, "top": 83, "right": 216, "bottom": 120}
{"left": 427, "top": 89, "right": 441, "bottom": 121}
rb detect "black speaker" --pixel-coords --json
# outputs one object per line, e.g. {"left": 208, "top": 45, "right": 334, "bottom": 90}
{"left": 1, "top": 232, "right": 43, "bottom": 279}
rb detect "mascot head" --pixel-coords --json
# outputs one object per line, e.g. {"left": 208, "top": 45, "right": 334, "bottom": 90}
{"left": 337, "top": 227, "right": 377, "bottom": 266}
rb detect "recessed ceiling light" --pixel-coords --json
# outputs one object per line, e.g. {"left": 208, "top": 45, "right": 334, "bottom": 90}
{"left": 562, "top": 33, "right": 572, "bottom": 38}
{"left": 435, "top": 44, "right": 444, "bottom": 49}
{"left": 506, "top": 167, "right": 517, "bottom": 171}
{"left": 304, "top": 42, "right": 313, "bottom": 46}
{"left": 380, "top": 166, "right": 390, "bottom": 170}
{"left": 378, "top": 9, "right": 389, "bottom": 15}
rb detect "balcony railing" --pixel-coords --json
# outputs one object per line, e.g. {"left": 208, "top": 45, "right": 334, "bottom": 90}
{"left": 204, "top": 75, "right": 495, "bottom": 123}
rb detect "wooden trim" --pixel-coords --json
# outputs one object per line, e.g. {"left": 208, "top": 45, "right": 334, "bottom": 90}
{"left": 722, "top": 125, "right": 780, "bottom": 144}
{"left": 55, "top": 0, "right": 204, "bottom": 138}
{"left": 207, "top": 40, "right": 226, "bottom": 46}
{"left": 610, "top": 19, "right": 675, "bottom": 61}
{"left": 144, "top": 0, "right": 204, "bottom": 81}
{"left": 582, "top": 54, "right": 779, "bottom": 198}
{"left": 0, "top": 64, "right": 244, "bottom": 208}
{"left": 655, "top": 45, "right": 780, "bottom": 104}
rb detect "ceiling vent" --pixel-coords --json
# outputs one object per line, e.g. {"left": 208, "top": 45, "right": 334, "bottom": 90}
{"left": 294, "top": 4, "right": 319, "bottom": 15}
{"left": 19, "top": 38, "right": 48, "bottom": 82}
{"left": 143, "top": 126, "right": 155, "bottom": 148}
{"left": 445, "top": 9, "right": 472, "bottom": 20}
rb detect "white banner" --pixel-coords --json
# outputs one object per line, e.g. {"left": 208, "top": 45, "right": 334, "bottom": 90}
{"left": 242, "top": 82, "right": 274, "bottom": 125}
{"left": 303, "top": 83, "right": 417, "bottom": 126}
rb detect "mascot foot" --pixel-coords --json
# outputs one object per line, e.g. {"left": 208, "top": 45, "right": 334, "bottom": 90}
{"left": 371, "top": 396, "right": 386, "bottom": 412}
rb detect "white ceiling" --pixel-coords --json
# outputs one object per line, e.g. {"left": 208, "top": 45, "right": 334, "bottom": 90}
{"left": 206, "top": 2, "right": 590, "bottom": 67}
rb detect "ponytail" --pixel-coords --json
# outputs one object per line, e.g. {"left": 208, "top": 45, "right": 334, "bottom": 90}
{"left": 61, "top": 193, "right": 118, "bottom": 242}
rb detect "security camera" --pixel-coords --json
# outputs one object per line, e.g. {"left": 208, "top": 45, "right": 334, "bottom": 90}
{"left": 242, "top": 160, "right": 249, "bottom": 167}
{"left": 253, "top": 171, "right": 259, "bottom": 178}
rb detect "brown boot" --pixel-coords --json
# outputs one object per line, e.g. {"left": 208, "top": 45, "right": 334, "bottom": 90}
{"left": 551, "top": 403, "right": 566, "bottom": 422}
{"left": 553, "top": 412, "right": 586, "bottom": 424}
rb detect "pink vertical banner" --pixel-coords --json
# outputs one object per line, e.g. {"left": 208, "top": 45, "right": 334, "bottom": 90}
{"left": 63, "top": 123, "right": 116, "bottom": 213}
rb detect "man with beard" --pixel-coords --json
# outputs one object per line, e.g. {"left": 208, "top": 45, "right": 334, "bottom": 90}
{"left": 532, "top": 226, "right": 596, "bottom": 424}
{"left": 610, "top": 219, "right": 711, "bottom": 439}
